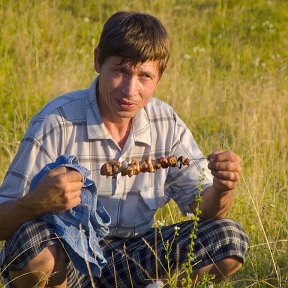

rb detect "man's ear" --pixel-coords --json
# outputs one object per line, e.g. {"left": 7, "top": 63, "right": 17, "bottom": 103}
{"left": 94, "top": 47, "right": 101, "bottom": 73}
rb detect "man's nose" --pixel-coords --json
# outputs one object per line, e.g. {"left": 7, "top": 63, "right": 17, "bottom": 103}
{"left": 122, "top": 75, "right": 137, "bottom": 97}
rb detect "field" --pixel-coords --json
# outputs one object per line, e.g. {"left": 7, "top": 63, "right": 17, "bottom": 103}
{"left": 0, "top": 0, "right": 287, "bottom": 287}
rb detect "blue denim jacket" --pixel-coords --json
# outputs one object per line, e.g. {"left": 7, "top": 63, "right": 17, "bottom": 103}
{"left": 30, "top": 154, "right": 111, "bottom": 277}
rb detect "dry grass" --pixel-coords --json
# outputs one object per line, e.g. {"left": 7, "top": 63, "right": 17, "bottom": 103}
{"left": 0, "top": 0, "right": 287, "bottom": 287}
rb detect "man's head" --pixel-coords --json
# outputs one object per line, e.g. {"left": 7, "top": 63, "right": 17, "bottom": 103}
{"left": 96, "top": 11, "right": 169, "bottom": 77}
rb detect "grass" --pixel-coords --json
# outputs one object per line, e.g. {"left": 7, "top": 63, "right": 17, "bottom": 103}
{"left": 0, "top": 0, "right": 287, "bottom": 287}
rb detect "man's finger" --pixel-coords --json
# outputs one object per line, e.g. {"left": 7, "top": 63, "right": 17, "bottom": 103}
{"left": 69, "top": 181, "right": 83, "bottom": 192}
{"left": 208, "top": 151, "right": 241, "bottom": 163}
{"left": 211, "top": 170, "right": 240, "bottom": 182}
{"left": 66, "top": 170, "right": 83, "bottom": 183}
{"left": 47, "top": 167, "right": 83, "bottom": 183}
{"left": 208, "top": 161, "right": 242, "bottom": 173}
{"left": 47, "top": 166, "right": 68, "bottom": 176}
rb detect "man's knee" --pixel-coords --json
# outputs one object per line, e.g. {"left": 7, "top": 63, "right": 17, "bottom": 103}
{"left": 220, "top": 256, "right": 243, "bottom": 275}
{"left": 190, "top": 256, "right": 243, "bottom": 284}
{"left": 9, "top": 245, "right": 67, "bottom": 288}
{"left": 209, "top": 256, "right": 243, "bottom": 281}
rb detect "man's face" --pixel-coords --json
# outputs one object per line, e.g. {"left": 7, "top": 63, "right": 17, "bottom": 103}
{"left": 95, "top": 51, "right": 160, "bottom": 123}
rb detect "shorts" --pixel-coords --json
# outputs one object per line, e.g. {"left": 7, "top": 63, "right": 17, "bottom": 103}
{"left": 0, "top": 218, "right": 249, "bottom": 287}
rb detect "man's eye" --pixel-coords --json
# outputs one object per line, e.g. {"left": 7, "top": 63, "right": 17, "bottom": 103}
{"left": 115, "top": 68, "right": 125, "bottom": 74}
{"left": 140, "top": 73, "right": 151, "bottom": 79}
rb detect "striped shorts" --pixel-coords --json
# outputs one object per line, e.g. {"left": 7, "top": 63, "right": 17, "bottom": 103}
{"left": 0, "top": 218, "right": 248, "bottom": 287}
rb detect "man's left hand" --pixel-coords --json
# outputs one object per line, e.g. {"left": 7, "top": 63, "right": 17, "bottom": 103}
{"left": 208, "top": 150, "right": 242, "bottom": 194}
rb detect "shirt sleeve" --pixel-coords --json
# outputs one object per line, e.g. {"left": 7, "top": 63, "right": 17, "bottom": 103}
{"left": 0, "top": 113, "right": 65, "bottom": 204}
{"left": 164, "top": 113, "right": 213, "bottom": 215}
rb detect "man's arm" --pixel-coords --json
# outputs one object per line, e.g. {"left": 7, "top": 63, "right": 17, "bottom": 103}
{"left": 190, "top": 150, "right": 242, "bottom": 219}
{"left": 0, "top": 166, "right": 83, "bottom": 240}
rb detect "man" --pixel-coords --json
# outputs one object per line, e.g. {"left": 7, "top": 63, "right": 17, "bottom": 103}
{"left": 0, "top": 11, "right": 248, "bottom": 287}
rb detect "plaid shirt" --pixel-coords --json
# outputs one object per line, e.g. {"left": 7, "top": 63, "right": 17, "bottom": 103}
{"left": 0, "top": 78, "right": 213, "bottom": 237}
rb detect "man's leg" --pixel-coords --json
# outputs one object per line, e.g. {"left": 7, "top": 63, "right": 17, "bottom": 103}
{"left": 191, "top": 256, "right": 243, "bottom": 282}
{"left": 96, "top": 218, "right": 248, "bottom": 287}
{"left": 161, "top": 256, "right": 243, "bottom": 287}
{"left": 1, "top": 220, "right": 91, "bottom": 288}
{"left": 9, "top": 245, "right": 67, "bottom": 288}
{"left": 161, "top": 218, "right": 248, "bottom": 284}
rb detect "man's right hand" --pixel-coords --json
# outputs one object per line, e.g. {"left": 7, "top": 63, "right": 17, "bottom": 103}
{"left": 21, "top": 166, "right": 83, "bottom": 215}
{"left": 0, "top": 166, "right": 83, "bottom": 240}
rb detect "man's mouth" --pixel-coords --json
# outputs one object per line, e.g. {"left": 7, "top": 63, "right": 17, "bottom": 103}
{"left": 116, "top": 98, "right": 135, "bottom": 111}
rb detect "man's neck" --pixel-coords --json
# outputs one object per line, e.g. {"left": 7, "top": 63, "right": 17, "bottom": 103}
{"left": 95, "top": 82, "right": 133, "bottom": 148}
{"left": 103, "top": 118, "right": 132, "bottom": 149}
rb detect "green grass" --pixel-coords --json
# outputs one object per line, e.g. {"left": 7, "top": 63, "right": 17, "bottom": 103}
{"left": 0, "top": 0, "right": 287, "bottom": 287}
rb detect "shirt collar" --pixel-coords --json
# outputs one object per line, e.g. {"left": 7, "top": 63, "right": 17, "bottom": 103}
{"left": 86, "top": 78, "right": 151, "bottom": 146}
{"left": 132, "top": 106, "right": 151, "bottom": 146}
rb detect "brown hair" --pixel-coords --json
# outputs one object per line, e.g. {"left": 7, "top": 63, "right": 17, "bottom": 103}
{"left": 97, "top": 11, "right": 169, "bottom": 76}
